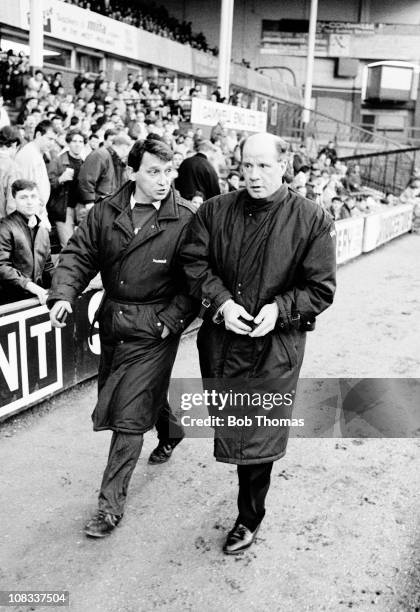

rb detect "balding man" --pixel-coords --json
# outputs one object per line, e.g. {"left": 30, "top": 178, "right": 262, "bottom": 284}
{"left": 77, "top": 132, "right": 133, "bottom": 222}
{"left": 175, "top": 139, "right": 220, "bottom": 201}
{"left": 180, "top": 132, "right": 336, "bottom": 554}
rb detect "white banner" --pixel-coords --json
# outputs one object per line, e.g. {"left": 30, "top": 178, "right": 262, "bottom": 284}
{"left": 191, "top": 98, "right": 267, "bottom": 133}
{"left": 362, "top": 204, "right": 413, "bottom": 252}
{"left": 19, "top": 0, "right": 138, "bottom": 58}
{"left": 335, "top": 217, "right": 365, "bottom": 265}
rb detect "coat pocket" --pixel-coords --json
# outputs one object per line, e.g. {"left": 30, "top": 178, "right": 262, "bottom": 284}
{"left": 277, "top": 331, "right": 298, "bottom": 370}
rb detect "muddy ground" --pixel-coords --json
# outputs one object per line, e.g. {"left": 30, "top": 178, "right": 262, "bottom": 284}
{"left": 0, "top": 233, "right": 419, "bottom": 612}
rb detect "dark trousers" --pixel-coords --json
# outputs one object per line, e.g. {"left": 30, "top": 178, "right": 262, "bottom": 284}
{"left": 237, "top": 462, "right": 273, "bottom": 531}
{"left": 98, "top": 400, "right": 183, "bottom": 515}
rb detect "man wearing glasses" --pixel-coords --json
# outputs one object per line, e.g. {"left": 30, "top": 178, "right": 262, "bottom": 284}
{"left": 48, "top": 135, "right": 197, "bottom": 538}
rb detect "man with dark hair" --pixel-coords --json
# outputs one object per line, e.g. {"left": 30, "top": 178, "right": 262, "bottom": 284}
{"left": 175, "top": 139, "right": 221, "bottom": 201}
{"left": 0, "top": 125, "right": 22, "bottom": 218}
{"left": 180, "top": 132, "right": 336, "bottom": 555}
{"left": 47, "top": 129, "right": 86, "bottom": 247}
{"left": 15, "top": 119, "right": 56, "bottom": 226}
{"left": 0, "top": 179, "right": 54, "bottom": 305}
{"left": 48, "top": 135, "right": 197, "bottom": 538}
{"left": 319, "top": 140, "right": 338, "bottom": 165}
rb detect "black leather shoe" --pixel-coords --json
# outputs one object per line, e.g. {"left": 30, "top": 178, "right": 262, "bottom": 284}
{"left": 84, "top": 511, "right": 122, "bottom": 538}
{"left": 223, "top": 523, "right": 260, "bottom": 555}
{"left": 148, "top": 437, "right": 184, "bottom": 465}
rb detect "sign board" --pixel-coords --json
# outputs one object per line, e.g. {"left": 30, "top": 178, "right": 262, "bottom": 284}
{"left": 362, "top": 204, "right": 413, "bottom": 252}
{"left": 0, "top": 290, "right": 101, "bottom": 421}
{"left": 0, "top": 305, "right": 62, "bottom": 419}
{"left": 191, "top": 98, "right": 267, "bottom": 133}
{"left": 335, "top": 217, "right": 365, "bottom": 264}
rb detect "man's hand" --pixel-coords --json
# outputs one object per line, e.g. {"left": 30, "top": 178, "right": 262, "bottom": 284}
{"left": 249, "top": 302, "right": 279, "bottom": 338}
{"left": 50, "top": 300, "right": 73, "bottom": 328}
{"left": 26, "top": 282, "right": 49, "bottom": 305}
{"left": 161, "top": 324, "right": 170, "bottom": 339}
{"left": 222, "top": 299, "right": 254, "bottom": 335}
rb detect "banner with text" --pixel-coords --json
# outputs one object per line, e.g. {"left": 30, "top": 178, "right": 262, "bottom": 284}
{"left": 191, "top": 98, "right": 267, "bottom": 133}
{"left": 362, "top": 204, "right": 413, "bottom": 252}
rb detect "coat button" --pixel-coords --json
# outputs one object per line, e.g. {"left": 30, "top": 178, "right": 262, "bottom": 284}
{"left": 120, "top": 280, "right": 124, "bottom": 285}
{"left": 157, "top": 322, "right": 162, "bottom": 327}
{"left": 119, "top": 310, "right": 123, "bottom": 315}
{"left": 237, "top": 291, "right": 241, "bottom": 295}
{"left": 120, "top": 340, "right": 124, "bottom": 344}
{"left": 180, "top": 319, "right": 184, "bottom": 323}
{"left": 151, "top": 224, "right": 155, "bottom": 229}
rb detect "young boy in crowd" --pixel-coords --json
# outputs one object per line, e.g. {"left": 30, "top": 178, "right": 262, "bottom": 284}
{"left": 0, "top": 179, "right": 54, "bottom": 305}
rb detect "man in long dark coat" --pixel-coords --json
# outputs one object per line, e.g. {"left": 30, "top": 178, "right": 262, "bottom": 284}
{"left": 180, "top": 132, "right": 336, "bottom": 554}
{"left": 175, "top": 139, "right": 221, "bottom": 201}
{"left": 48, "top": 135, "right": 197, "bottom": 538}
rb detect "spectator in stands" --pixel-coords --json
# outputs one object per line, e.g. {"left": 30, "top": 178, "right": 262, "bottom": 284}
{"left": 227, "top": 170, "right": 241, "bottom": 192}
{"left": 0, "top": 179, "right": 54, "bottom": 305}
{"left": 16, "top": 97, "right": 39, "bottom": 125}
{"left": 77, "top": 132, "right": 132, "bottom": 218}
{"left": 15, "top": 119, "right": 57, "bottom": 227}
{"left": 190, "top": 190, "right": 205, "bottom": 211}
{"left": 293, "top": 144, "right": 310, "bottom": 174}
{"left": 339, "top": 196, "right": 360, "bottom": 219}
{"left": 86, "top": 133, "right": 100, "bottom": 155}
{"left": 50, "top": 72, "right": 64, "bottom": 96}
{"left": 73, "top": 72, "right": 86, "bottom": 95}
{"left": 47, "top": 129, "right": 86, "bottom": 248}
{"left": 0, "top": 95, "right": 10, "bottom": 129}
{"left": 211, "top": 86, "right": 225, "bottom": 103}
{"left": 78, "top": 82, "right": 95, "bottom": 103}
{"left": 0, "top": 126, "right": 22, "bottom": 218}
{"left": 319, "top": 141, "right": 338, "bottom": 165}
{"left": 172, "top": 151, "right": 184, "bottom": 171}
{"left": 26, "top": 70, "right": 50, "bottom": 101}
{"left": 342, "top": 165, "right": 361, "bottom": 194}
{"left": 327, "top": 196, "right": 343, "bottom": 221}
{"left": 175, "top": 139, "right": 221, "bottom": 201}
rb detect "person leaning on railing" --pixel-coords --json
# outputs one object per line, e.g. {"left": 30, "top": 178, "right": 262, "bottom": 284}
{"left": 0, "top": 179, "right": 54, "bottom": 305}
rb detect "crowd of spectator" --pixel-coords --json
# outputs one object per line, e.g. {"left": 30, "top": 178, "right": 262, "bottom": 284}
{"left": 288, "top": 139, "right": 420, "bottom": 223}
{"left": 62, "top": 0, "right": 217, "bottom": 54}
{"left": 1, "top": 56, "right": 419, "bottom": 306}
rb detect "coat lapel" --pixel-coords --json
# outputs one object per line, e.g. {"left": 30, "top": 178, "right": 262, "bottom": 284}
{"left": 120, "top": 187, "right": 180, "bottom": 259}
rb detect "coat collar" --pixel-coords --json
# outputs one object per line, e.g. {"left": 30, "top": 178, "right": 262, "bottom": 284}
{"left": 107, "top": 181, "right": 180, "bottom": 221}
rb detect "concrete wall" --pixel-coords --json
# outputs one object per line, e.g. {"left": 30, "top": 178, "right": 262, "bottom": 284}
{"left": 167, "top": 0, "right": 420, "bottom": 130}
{"left": 168, "top": 0, "right": 420, "bottom": 66}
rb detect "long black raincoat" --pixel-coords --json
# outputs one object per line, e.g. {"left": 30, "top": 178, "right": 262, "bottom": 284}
{"left": 48, "top": 182, "right": 197, "bottom": 433}
{"left": 180, "top": 184, "right": 336, "bottom": 465}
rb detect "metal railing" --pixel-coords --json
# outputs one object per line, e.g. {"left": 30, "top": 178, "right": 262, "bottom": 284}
{"left": 339, "top": 147, "right": 420, "bottom": 196}
{"left": 270, "top": 100, "right": 406, "bottom": 156}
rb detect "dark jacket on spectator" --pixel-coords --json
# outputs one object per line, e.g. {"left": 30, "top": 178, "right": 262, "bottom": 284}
{"left": 77, "top": 146, "right": 126, "bottom": 204}
{"left": 175, "top": 152, "right": 220, "bottom": 201}
{"left": 0, "top": 211, "right": 53, "bottom": 304}
{"left": 47, "top": 151, "right": 83, "bottom": 222}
